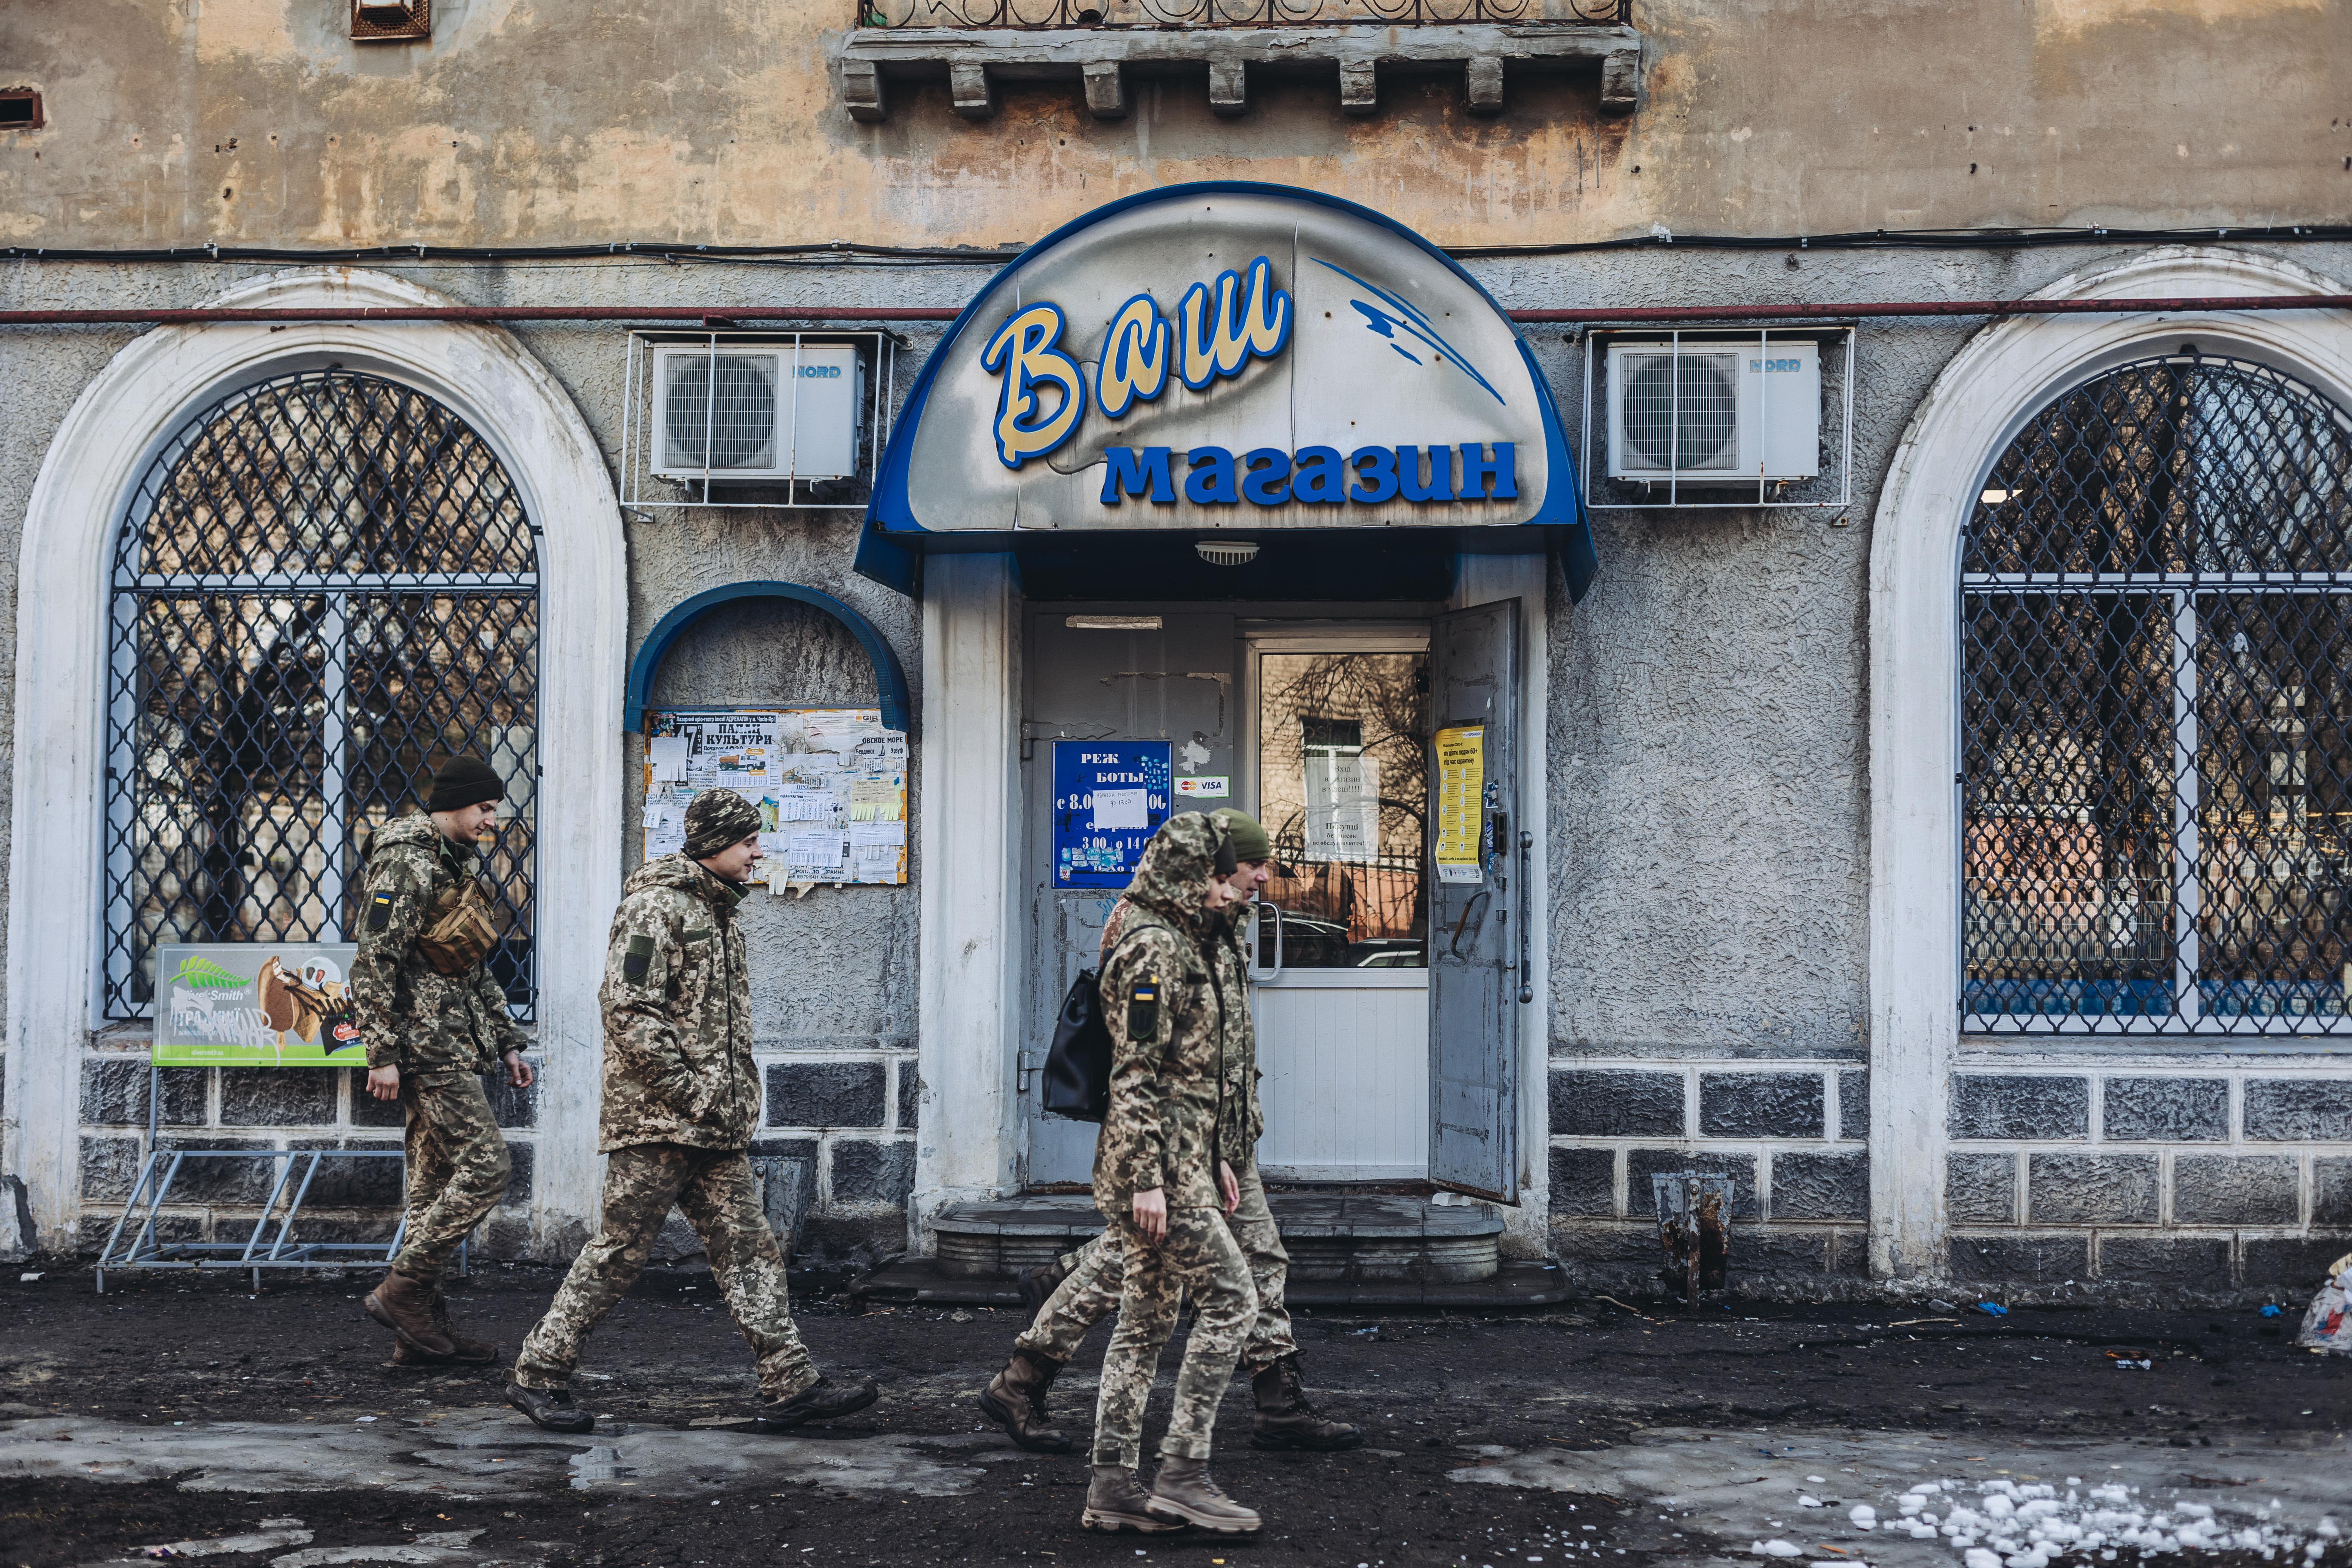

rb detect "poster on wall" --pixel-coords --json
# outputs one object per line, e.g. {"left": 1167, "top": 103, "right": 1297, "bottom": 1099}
{"left": 643, "top": 707, "right": 910, "bottom": 891}
{"left": 151, "top": 943, "right": 364, "bottom": 1066}
{"left": 1052, "top": 741, "right": 1173, "bottom": 888}
{"left": 1432, "top": 725, "right": 1485, "bottom": 885}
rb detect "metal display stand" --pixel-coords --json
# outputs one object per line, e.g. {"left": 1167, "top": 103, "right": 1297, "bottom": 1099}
{"left": 94, "top": 1062, "right": 464, "bottom": 1292}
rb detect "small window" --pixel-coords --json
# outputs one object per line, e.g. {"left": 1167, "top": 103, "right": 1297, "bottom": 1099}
{"left": 351, "top": 0, "right": 429, "bottom": 41}
{"left": 0, "top": 89, "right": 43, "bottom": 130}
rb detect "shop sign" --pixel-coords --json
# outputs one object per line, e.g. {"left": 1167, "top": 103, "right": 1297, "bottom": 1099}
{"left": 1052, "top": 741, "right": 1172, "bottom": 888}
{"left": 151, "top": 943, "right": 364, "bottom": 1066}
{"left": 867, "top": 183, "right": 1586, "bottom": 538}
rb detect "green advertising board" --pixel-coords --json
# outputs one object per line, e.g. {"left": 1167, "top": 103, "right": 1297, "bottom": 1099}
{"left": 152, "top": 943, "right": 364, "bottom": 1066}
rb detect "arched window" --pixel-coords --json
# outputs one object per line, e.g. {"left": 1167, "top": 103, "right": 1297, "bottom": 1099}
{"left": 1961, "top": 352, "right": 2352, "bottom": 1032}
{"left": 101, "top": 369, "right": 540, "bottom": 1019}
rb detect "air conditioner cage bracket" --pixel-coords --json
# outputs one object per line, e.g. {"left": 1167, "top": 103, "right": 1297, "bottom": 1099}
{"left": 1577, "top": 323, "right": 1857, "bottom": 513}
{"left": 619, "top": 329, "right": 901, "bottom": 518}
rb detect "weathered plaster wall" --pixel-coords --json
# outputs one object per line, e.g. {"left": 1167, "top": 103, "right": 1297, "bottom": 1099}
{"left": 0, "top": 0, "right": 2344, "bottom": 252}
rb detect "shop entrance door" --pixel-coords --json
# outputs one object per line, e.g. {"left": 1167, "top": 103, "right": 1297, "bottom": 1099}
{"left": 1244, "top": 627, "right": 1433, "bottom": 1182}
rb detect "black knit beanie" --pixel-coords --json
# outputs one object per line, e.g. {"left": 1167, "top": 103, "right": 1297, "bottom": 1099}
{"left": 684, "top": 788, "right": 765, "bottom": 861}
{"left": 427, "top": 755, "right": 506, "bottom": 812}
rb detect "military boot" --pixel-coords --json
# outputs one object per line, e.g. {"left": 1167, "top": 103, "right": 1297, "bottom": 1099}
{"left": 1019, "top": 1251, "right": 1077, "bottom": 1317}
{"left": 428, "top": 1290, "right": 500, "bottom": 1366}
{"left": 364, "top": 1268, "right": 455, "bottom": 1357}
{"left": 1250, "top": 1353, "right": 1363, "bottom": 1451}
{"left": 390, "top": 1338, "right": 453, "bottom": 1368}
{"left": 505, "top": 1381, "right": 596, "bottom": 1434}
{"left": 1081, "top": 1465, "right": 1185, "bottom": 1534}
{"left": 1145, "top": 1456, "right": 1262, "bottom": 1533}
{"left": 977, "top": 1349, "right": 1073, "bottom": 1453}
{"left": 750, "top": 1374, "right": 880, "bottom": 1433}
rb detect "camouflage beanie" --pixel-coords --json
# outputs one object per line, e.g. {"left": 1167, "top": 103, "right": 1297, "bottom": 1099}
{"left": 683, "top": 789, "right": 763, "bottom": 859}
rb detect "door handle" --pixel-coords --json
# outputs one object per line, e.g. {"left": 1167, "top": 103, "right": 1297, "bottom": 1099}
{"left": 1517, "top": 830, "right": 1534, "bottom": 1004}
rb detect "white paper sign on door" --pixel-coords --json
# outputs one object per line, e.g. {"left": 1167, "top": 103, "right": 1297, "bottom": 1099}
{"left": 1091, "top": 787, "right": 1148, "bottom": 830}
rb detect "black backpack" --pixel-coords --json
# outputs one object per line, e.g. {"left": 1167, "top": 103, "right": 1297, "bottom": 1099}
{"left": 1041, "top": 927, "right": 1151, "bottom": 1123}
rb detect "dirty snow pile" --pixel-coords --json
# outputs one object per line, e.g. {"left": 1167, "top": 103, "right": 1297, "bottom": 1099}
{"left": 1753, "top": 1476, "right": 2344, "bottom": 1565}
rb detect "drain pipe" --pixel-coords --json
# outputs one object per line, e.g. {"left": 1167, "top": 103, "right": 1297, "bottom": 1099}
{"left": 0, "top": 294, "right": 2346, "bottom": 328}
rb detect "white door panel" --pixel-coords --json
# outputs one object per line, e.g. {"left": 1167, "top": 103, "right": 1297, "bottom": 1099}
{"left": 1251, "top": 977, "right": 1429, "bottom": 1182}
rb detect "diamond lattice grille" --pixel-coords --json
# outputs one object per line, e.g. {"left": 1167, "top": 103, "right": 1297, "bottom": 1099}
{"left": 1962, "top": 354, "right": 2352, "bottom": 1032}
{"left": 104, "top": 370, "right": 539, "bottom": 1020}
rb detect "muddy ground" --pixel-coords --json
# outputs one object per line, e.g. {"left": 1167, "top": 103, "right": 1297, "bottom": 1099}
{"left": 2, "top": 1265, "right": 2347, "bottom": 1568}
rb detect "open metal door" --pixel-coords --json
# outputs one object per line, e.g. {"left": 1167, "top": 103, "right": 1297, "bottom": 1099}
{"left": 1427, "top": 599, "right": 1522, "bottom": 1202}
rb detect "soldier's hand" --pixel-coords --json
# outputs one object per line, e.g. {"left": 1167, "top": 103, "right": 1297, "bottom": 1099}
{"left": 366, "top": 1065, "right": 400, "bottom": 1102}
{"left": 504, "top": 1050, "right": 534, "bottom": 1089}
{"left": 1219, "top": 1161, "right": 1239, "bottom": 1215}
{"left": 1132, "top": 1186, "right": 1168, "bottom": 1243}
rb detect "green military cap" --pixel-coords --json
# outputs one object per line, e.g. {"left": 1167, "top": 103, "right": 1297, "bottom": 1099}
{"left": 1211, "top": 809, "right": 1272, "bottom": 864}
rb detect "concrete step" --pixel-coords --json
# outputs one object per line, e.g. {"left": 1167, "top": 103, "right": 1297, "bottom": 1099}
{"left": 926, "top": 1192, "right": 1508, "bottom": 1285}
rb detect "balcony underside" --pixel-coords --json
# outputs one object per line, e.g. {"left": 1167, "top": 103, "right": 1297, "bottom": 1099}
{"left": 838, "top": 23, "right": 1642, "bottom": 121}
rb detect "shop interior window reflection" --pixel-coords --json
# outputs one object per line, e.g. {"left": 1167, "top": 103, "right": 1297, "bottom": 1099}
{"left": 1254, "top": 652, "right": 1429, "bottom": 969}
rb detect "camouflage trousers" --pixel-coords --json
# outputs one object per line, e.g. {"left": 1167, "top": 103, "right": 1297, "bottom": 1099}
{"left": 1018, "top": 1161, "right": 1297, "bottom": 1373}
{"left": 512, "top": 1143, "right": 817, "bottom": 1403}
{"left": 1091, "top": 1204, "right": 1257, "bottom": 1468}
{"left": 391, "top": 1069, "right": 511, "bottom": 1285}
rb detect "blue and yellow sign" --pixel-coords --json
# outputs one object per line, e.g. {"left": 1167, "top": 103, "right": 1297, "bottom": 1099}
{"left": 1051, "top": 741, "right": 1172, "bottom": 888}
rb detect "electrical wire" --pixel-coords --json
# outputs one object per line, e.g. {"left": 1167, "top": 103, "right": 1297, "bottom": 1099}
{"left": 4, "top": 222, "right": 2349, "bottom": 268}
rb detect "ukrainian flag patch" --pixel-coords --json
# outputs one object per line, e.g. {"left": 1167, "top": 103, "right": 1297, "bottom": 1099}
{"left": 367, "top": 891, "right": 395, "bottom": 933}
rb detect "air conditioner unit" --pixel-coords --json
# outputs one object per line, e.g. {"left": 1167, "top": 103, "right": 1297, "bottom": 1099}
{"left": 652, "top": 343, "right": 863, "bottom": 483}
{"left": 1605, "top": 340, "right": 1821, "bottom": 484}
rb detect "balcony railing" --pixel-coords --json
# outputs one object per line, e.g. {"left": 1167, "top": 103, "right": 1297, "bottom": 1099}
{"left": 857, "top": 0, "right": 1630, "bottom": 28}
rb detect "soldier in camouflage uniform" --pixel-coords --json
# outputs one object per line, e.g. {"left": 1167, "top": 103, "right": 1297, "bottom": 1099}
{"left": 1078, "top": 812, "right": 1264, "bottom": 1536}
{"left": 355, "top": 756, "right": 531, "bottom": 1366}
{"left": 504, "top": 789, "right": 878, "bottom": 1436}
{"left": 980, "top": 809, "right": 1361, "bottom": 1459}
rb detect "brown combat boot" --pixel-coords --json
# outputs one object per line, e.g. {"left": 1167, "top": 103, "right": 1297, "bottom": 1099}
{"left": 1146, "top": 1455, "right": 1262, "bottom": 1533}
{"left": 1250, "top": 1353, "right": 1363, "bottom": 1452}
{"left": 364, "top": 1268, "right": 455, "bottom": 1357}
{"left": 977, "top": 1349, "right": 1073, "bottom": 1453}
{"left": 1018, "top": 1252, "right": 1077, "bottom": 1317}
{"left": 429, "top": 1289, "right": 500, "bottom": 1366}
{"left": 1081, "top": 1465, "right": 1184, "bottom": 1534}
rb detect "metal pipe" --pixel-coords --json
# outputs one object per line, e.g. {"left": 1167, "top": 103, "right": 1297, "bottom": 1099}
{"left": 0, "top": 294, "right": 2347, "bottom": 328}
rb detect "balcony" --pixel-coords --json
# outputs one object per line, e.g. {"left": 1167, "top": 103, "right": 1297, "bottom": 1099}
{"left": 839, "top": 0, "right": 1642, "bottom": 122}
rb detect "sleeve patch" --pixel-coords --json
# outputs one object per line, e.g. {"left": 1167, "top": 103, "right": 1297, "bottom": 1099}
{"left": 622, "top": 932, "right": 655, "bottom": 985}
{"left": 1127, "top": 975, "right": 1161, "bottom": 1043}
{"left": 367, "top": 891, "right": 396, "bottom": 933}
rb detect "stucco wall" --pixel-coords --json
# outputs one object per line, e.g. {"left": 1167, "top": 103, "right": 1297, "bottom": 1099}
{"left": 0, "top": 0, "right": 2345, "bottom": 253}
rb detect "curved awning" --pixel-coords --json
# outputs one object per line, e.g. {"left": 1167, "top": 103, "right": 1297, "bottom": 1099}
{"left": 856, "top": 181, "right": 1596, "bottom": 603}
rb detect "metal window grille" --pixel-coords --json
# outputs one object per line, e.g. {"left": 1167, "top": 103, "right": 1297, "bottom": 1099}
{"left": 1960, "top": 352, "right": 2352, "bottom": 1034}
{"left": 102, "top": 370, "right": 540, "bottom": 1021}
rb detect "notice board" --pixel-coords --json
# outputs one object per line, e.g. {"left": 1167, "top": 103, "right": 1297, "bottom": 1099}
{"left": 643, "top": 707, "right": 909, "bottom": 890}
{"left": 1052, "top": 740, "right": 1172, "bottom": 888}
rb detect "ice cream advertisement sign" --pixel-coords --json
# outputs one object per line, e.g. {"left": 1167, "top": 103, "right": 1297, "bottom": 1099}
{"left": 152, "top": 943, "right": 364, "bottom": 1066}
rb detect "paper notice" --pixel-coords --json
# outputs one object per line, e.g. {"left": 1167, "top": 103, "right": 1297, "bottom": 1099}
{"left": 786, "top": 829, "right": 850, "bottom": 877}
{"left": 648, "top": 735, "right": 690, "bottom": 783}
{"left": 848, "top": 821, "right": 906, "bottom": 848}
{"left": 851, "top": 844, "right": 901, "bottom": 882}
{"left": 848, "top": 777, "right": 903, "bottom": 821}
{"left": 773, "top": 790, "right": 835, "bottom": 823}
{"left": 1433, "top": 725, "right": 1485, "bottom": 885}
{"left": 1091, "top": 787, "right": 1148, "bottom": 830}
{"left": 715, "top": 745, "right": 773, "bottom": 794}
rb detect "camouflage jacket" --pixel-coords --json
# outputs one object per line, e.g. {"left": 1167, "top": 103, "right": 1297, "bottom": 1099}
{"left": 350, "top": 812, "right": 524, "bottom": 1074}
{"left": 1093, "top": 813, "right": 1242, "bottom": 1211}
{"left": 1206, "top": 905, "right": 1265, "bottom": 1161}
{"left": 598, "top": 852, "right": 758, "bottom": 1154}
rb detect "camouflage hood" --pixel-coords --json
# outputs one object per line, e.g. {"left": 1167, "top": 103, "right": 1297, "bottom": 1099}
{"left": 366, "top": 809, "right": 469, "bottom": 869}
{"left": 1121, "top": 812, "right": 1231, "bottom": 937}
{"left": 622, "top": 849, "right": 746, "bottom": 913}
